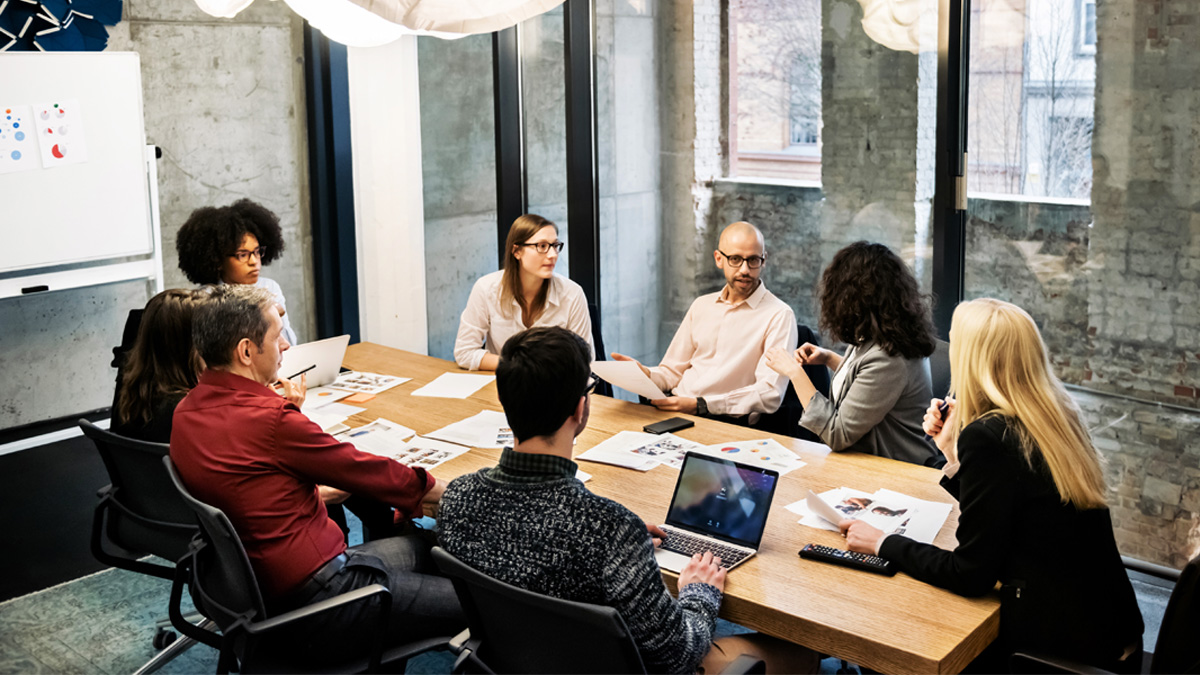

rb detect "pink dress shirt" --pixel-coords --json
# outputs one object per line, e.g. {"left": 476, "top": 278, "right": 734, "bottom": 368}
{"left": 648, "top": 282, "right": 797, "bottom": 418}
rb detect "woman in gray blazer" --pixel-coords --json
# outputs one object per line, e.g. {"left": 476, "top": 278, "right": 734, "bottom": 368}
{"left": 766, "top": 242, "right": 939, "bottom": 464}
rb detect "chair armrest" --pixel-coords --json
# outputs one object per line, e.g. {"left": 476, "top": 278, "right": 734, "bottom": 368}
{"left": 97, "top": 483, "right": 113, "bottom": 499}
{"left": 1010, "top": 651, "right": 1114, "bottom": 675}
{"left": 720, "top": 654, "right": 766, "bottom": 675}
{"left": 245, "top": 583, "right": 391, "bottom": 635}
{"left": 448, "top": 628, "right": 472, "bottom": 654}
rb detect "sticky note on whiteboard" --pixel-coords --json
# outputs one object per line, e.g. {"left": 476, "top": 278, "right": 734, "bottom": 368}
{"left": 33, "top": 99, "right": 88, "bottom": 169}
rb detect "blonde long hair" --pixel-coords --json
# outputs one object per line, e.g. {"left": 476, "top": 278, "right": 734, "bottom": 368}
{"left": 499, "top": 214, "right": 556, "bottom": 322}
{"left": 948, "top": 298, "right": 1107, "bottom": 509}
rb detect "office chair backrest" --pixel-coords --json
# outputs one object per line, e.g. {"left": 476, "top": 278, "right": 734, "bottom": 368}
{"left": 587, "top": 303, "right": 615, "bottom": 398}
{"left": 431, "top": 546, "right": 647, "bottom": 674}
{"left": 80, "top": 419, "right": 196, "bottom": 560}
{"left": 929, "top": 338, "right": 951, "bottom": 399}
{"left": 164, "top": 456, "right": 268, "bottom": 630}
{"left": 1150, "top": 552, "right": 1200, "bottom": 674}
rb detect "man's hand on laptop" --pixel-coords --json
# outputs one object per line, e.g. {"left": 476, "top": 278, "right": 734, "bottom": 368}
{"left": 679, "top": 551, "right": 727, "bottom": 593}
{"left": 647, "top": 524, "right": 667, "bottom": 548}
{"left": 610, "top": 352, "right": 652, "bottom": 379}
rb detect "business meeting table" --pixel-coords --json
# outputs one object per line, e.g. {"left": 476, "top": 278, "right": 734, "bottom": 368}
{"left": 340, "top": 343, "right": 1000, "bottom": 674}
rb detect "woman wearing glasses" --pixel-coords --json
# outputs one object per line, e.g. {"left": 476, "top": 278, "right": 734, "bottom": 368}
{"left": 176, "top": 199, "right": 298, "bottom": 345}
{"left": 454, "top": 214, "right": 593, "bottom": 371}
{"left": 765, "top": 241, "right": 939, "bottom": 464}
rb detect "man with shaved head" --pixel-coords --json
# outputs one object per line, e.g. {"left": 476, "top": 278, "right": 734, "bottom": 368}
{"left": 614, "top": 222, "right": 797, "bottom": 423}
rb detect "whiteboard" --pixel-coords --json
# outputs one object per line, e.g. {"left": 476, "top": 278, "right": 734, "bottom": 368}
{"left": 0, "top": 52, "right": 152, "bottom": 273}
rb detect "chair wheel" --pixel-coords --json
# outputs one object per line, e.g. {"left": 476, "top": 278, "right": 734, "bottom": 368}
{"left": 153, "top": 629, "right": 177, "bottom": 650}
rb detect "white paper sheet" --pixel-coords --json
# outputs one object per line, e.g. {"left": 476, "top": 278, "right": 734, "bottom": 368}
{"left": 302, "top": 387, "right": 352, "bottom": 412}
{"left": 338, "top": 418, "right": 417, "bottom": 457}
{"left": 329, "top": 371, "right": 410, "bottom": 395}
{"left": 792, "top": 486, "right": 948, "bottom": 542}
{"left": 426, "top": 410, "right": 511, "bottom": 449}
{"left": 32, "top": 99, "right": 88, "bottom": 169}
{"left": 695, "top": 438, "right": 807, "bottom": 476}
{"left": 576, "top": 431, "right": 663, "bottom": 471}
{"left": 411, "top": 373, "right": 495, "bottom": 399}
{"left": 575, "top": 469, "right": 592, "bottom": 483}
{"left": 590, "top": 361, "right": 668, "bottom": 400}
{"left": 317, "top": 402, "right": 366, "bottom": 418}
{"left": 0, "top": 105, "right": 40, "bottom": 175}
{"left": 873, "top": 489, "right": 953, "bottom": 545}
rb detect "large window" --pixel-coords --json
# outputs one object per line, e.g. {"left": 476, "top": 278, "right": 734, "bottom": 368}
{"left": 729, "top": 0, "right": 822, "bottom": 183}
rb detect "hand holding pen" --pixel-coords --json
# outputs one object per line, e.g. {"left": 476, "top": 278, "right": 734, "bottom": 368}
{"left": 275, "top": 364, "right": 312, "bottom": 408}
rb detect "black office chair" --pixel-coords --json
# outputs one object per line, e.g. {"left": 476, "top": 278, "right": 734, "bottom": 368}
{"left": 80, "top": 419, "right": 212, "bottom": 674}
{"left": 1010, "top": 552, "right": 1200, "bottom": 674}
{"left": 752, "top": 324, "right": 830, "bottom": 442}
{"left": 163, "top": 456, "right": 451, "bottom": 674}
{"left": 588, "top": 303, "right": 615, "bottom": 398}
{"left": 929, "top": 338, "right": 951, "bottom": 400}
{"left": 431, "top": 546, "right": 764, "bottom": 675}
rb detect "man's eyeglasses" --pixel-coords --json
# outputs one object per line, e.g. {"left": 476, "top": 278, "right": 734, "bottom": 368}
{"left": 717, "top": 249, "right": 765, "bottom": 269}
{"left": 584, "top": 374, "right": 599, "bottom": 396}
{"left": 519, "top": 241, "right": 565, "bottom": 255}
{"left": 229, "top": 246, "right": 267, "bottom": 263}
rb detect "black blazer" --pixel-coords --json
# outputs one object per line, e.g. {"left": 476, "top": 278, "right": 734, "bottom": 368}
{"left": 880, "top": 415, "right": 1143, "bottom": 669}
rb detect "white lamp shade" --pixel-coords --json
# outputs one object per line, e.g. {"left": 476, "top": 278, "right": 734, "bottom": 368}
{"left": 194, "top": 0, "right": 257, "bottom": 19}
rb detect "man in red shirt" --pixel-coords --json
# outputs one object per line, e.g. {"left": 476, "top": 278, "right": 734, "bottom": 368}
{"left": 171, "top": 285, "right": 462, "bottom": 662}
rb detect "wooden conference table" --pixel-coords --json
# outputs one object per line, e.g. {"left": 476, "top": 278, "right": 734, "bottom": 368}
{"left": 340, "top": 343, "right": 999, "bottom": 674}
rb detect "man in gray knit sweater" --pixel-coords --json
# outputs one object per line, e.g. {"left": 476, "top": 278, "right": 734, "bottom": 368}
{"left": 438, "top": 327, "right": 816, "bottom": 674}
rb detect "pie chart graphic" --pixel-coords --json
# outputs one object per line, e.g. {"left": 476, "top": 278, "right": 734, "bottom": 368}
{"left": 719, "top": 446, "right": 740, "bottom": 453}
{"left": 51, "top": 144, "right": 64, "bottom": 159}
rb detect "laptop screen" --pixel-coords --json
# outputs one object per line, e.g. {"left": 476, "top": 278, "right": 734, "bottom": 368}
{"left": 664, "top": 452, "right": 779, "bottom": 549}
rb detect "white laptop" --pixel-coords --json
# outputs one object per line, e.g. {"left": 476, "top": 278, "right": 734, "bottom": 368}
{"left": 277, "top": 334, "right": 351, "bottom": 387}
{"left": 654, "top": 452, "right": 780, "bottom": 572}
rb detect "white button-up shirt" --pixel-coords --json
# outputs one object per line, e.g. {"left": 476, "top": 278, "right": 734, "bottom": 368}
{"left": 454, "top": 270, "right": 594, "bottom": 371}
{"left": 648, "top": 282, "right": 797, "bottom": 418}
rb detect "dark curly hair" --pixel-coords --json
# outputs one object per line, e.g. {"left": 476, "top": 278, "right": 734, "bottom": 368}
{"left": 175, "top": 199, "right": 286, "bottom": 284}
{"left": 818, "top": 241, "right": 937, "bottom": 359}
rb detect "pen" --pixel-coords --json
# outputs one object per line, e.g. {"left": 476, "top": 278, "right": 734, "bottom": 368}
{"left": 286, "top": 364, "right": 316, "bottom": 380}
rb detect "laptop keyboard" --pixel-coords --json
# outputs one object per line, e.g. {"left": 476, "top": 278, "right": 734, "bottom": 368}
{"left": 661, "top": 528, "right": 752, "bottom": 569}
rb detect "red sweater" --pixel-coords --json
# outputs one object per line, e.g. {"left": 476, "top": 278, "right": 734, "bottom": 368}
{"left": 171, "top": 369, "right": 432, "bottom": 600}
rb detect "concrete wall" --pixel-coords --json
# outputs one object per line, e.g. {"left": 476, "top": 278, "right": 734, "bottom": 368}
{"left": 0, "top": 2, "right": 312, "bottom": 429}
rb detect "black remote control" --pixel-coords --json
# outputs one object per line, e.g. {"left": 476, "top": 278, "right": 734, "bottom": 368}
{"left": 799, "top": 543, "right": 897, "bottom": 576}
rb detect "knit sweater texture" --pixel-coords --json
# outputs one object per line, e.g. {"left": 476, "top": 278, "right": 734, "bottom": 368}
{"left": 437, "top": 449, "right": 722, "bottom": 674}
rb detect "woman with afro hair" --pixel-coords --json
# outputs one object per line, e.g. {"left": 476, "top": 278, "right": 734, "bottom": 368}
{"left": 764, "top": 241, "right": 939, "bottom": 465}
{"left": 175, "top": 199, "right": 298, "bottom": 345}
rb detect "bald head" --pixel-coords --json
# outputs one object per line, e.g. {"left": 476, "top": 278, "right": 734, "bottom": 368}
{"left": 714, "top": 221, "right": 766, "bottom": 301}
{"left": 718, "top": 221, "right": 765, "bottom": 253}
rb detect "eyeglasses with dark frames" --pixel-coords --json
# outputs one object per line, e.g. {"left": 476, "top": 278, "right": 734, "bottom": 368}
{"left": 519, "top": 241, "right": 565, "bottom": 255}
{"left": 584, "top": 374, "right": 599, "bottom": 396}
{"left": 229, "top": 246, "right": 267, "bottom": 263}
{"left": 716, "top": 249, "right": 765, "bottom": 269}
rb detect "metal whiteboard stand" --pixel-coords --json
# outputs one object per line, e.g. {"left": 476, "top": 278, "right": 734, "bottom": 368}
{"left": 0, "top": 145, "right": 164, "bottom": 299}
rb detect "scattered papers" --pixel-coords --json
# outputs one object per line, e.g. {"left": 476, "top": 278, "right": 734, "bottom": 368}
{"left": 792, "top": 438, "right": 832, "bottom": 457}
{"left": 339, "top": 418, "right": 416, "bottom": 451}
{"left": 789, "top": 487, "right": 952, "bottom": 544}
{"left": 427, "top": 410, "right": 511, "bottom": 449}
{"left": 317, "top": 402, "right": 366, "bottom": 418}
{"left": 412, "top": 373, "right": 495, "bottom": 399}
{"left": 342, "top": 420, "right": 470, "bottom": 470}
{"left": 590, "top": 361, "right": 667, "bottom": 400}
{"left": 575, "top": 469, "right": 592, "bottom": 483}
{"left": 694, "top": 438, "right": 807, "bottom": 476}
{"left": 330, "top": 371, "right": 410, "bottom": 395}
{"left": 302, "top": 386, "right": 351, "bottom": 411}
{"left": 577, "top": 431, "right": 704, "bottom": 471}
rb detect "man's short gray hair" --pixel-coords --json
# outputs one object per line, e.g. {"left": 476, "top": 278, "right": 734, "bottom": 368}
{"left": 193, "top": 285, "right": 277, "bottom": 369}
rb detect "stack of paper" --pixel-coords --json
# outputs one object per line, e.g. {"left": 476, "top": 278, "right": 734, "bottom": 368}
{"left": 577, "top": 431, "right": 704, "bottom": 471}
{"left": 426, "top": 410, "right": 512, "bottom": 449}
{"left": 786, "top": 487, "right": 953, "bottom": 544}
{"left": 694, "top": 438, "right": 808, "bottom": 476}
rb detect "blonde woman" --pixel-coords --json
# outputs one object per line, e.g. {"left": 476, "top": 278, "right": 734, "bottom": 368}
{"left": 454, "top": 214, "right": 593, "bottom": 371}
{"left": 842, "top": 298, "right": 1143, "bottom": 671}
